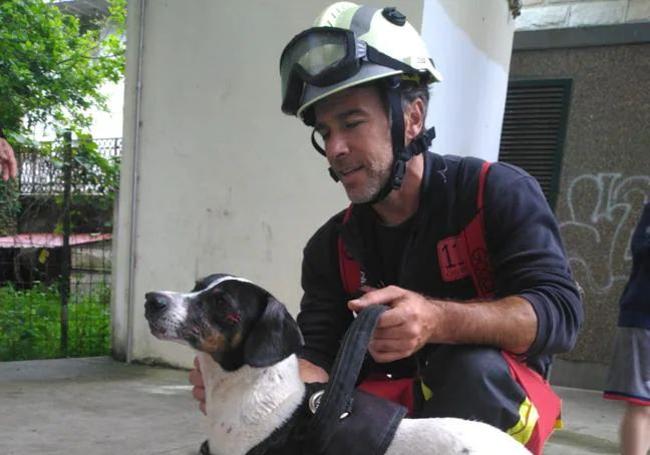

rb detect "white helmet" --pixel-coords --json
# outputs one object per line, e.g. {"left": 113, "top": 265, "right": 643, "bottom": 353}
{"left": 280, "top": 1, "right": 442, "bottom": 122}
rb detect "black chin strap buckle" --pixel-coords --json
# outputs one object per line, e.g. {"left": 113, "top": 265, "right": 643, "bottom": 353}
{"left": 391, "top": 160, "right": 406, "bottom": 189}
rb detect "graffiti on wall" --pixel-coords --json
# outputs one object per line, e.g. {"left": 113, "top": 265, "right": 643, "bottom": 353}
{"left": 559, "top": 173, "right": 649, "bottom": 294}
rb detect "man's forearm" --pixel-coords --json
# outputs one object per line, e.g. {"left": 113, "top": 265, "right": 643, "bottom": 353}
{"left": 431, "top": 296, "right": 538, "bottom": 355}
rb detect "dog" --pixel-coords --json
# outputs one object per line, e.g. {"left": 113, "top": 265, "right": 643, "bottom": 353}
{"left": 145, "top": 274, "right": 530, "bottom": 455}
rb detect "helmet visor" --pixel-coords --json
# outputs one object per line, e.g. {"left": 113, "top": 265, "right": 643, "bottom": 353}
{"left": 280, "top": 27, "right": 359, "bottom": 115}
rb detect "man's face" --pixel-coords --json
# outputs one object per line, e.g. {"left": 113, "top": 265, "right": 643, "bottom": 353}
{"left": 313, "top": 86, "right": 393, "bottom": 204}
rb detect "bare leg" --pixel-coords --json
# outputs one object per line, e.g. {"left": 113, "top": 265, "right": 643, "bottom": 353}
{"left": 621, "top": 403, "right": 650, "bottom": 455}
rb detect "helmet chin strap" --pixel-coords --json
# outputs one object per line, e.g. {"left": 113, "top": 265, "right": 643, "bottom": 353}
{"left": 362, "top": 76, "right": 435, "bottom": 206}
{"left": 362, "top": 125, "right": 435, "bottom": 206}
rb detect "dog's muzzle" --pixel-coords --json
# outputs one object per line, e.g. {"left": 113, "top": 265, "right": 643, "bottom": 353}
{"left": 145, "top": 292, "right": 171, "bottom": 317}
{"left": 144, "top": 291, "right": 187, "bottom": 339}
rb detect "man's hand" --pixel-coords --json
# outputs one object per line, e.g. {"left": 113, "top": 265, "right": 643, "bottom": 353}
{"left": 298, "top": 358, "right": 329, "bottom": 383}
{"left": 189, "top": 356, "right": 206, "bottom": 415}
{"left": 0, "top": 137, "right": 18, "bottom": 181}
{"left": 349, "top": 286, "right": 538, "bottom": 359}
{"left": 348, "top": 285, "right": 446, "bottom": 363}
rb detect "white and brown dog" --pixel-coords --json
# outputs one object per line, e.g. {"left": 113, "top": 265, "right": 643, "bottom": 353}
{"left": 145, "top": 274, "right": 530, "bottom": 455}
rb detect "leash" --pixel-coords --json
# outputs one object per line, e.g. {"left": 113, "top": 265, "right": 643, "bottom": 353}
{"left": 305, "top": 304, "right": 390, "bottom": 449}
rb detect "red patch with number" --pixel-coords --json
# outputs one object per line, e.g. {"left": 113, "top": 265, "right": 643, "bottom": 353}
{"left": 437, "top": 235, "right": 469, "bottom": 282}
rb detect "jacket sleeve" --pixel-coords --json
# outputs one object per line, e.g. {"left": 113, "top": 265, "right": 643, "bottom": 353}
{"left": 484, "top": 163, "right": 583, "bottom": 359}
{"left": 296, "top": 220, "right": 355, "bottom": 372}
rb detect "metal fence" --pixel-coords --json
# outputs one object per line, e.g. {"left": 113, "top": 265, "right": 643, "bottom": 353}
{"left": 18, "top": 137, "right": 121, "bottom": 195}
{"left": 0, "top": 135, "right": 119, "bottom": 361}
{"left": 0, "top": 236, "right": 112, "bottom": 361}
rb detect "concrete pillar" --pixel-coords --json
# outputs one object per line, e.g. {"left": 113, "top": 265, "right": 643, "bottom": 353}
{"left": 421, "top": 0, "right": 516, "bottom": 161}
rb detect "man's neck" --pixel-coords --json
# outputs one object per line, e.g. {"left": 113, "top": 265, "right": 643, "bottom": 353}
{"left": 372, "top": 155, "right": 423, "bottom": 226}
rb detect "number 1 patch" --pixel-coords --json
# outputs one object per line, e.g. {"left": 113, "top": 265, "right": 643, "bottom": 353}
{"left": 437, "top": 235, "right": 469, "bottom": 282}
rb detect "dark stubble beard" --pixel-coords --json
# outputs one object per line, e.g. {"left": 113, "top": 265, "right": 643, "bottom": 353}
{"left": 346, "top": 159, "right": 393, "bottom": 204}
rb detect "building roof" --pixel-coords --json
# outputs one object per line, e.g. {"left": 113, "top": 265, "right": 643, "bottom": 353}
{"left": 0, "top": 233, "right": 111, "bottom": 249}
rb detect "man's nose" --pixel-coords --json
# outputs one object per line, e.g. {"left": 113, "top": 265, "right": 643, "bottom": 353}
{"left": 325, "top": 132, "right": 349, "bottom": 160}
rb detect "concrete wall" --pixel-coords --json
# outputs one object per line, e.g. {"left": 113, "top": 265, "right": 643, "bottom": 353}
{"left": 114, "top": 0, "right": 519, "bottom": 368}
{"left": 113, "top": 0, "right": 424, "bottom": 367}
{"left": 510, "top": 42, "right": 650, "bottom": 388}
{"left": 423, "top": 0, "right": 516, "bottom": 161}
{"left": 518, "top": 0, "right": 650, "bottom": 30}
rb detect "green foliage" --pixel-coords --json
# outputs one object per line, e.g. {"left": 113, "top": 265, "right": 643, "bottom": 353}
{"left": 0, "top": 0, "right": 126, "bottom": 134}
{"left": 0, "top": 179, "right": 21, "bottom": 235}
{"left": 0, "top": 0, "right": 125, "bottom": 231}
{"left": 0, "top": 284, "right": 111, "bottom": 361}
{"left": 48, "top": 130, "right": 121, "bottom": 204}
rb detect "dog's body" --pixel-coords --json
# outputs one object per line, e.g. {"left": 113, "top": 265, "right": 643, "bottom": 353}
{"left": 198, "top": 353, "right": 305, "bottom": 454}
{"left": 145, "top": 274, "right": 530, "bottom": 455}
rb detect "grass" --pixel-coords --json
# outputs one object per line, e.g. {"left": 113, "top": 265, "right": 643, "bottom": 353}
{"left": 0, "top": 283, "right": 111, "bottom": 361}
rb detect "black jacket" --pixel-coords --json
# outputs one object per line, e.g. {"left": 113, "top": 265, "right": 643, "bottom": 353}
{"left": 297, "top": 152, "right": 583, "bottom": 377}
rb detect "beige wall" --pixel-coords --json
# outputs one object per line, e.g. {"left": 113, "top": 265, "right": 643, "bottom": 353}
{"left": 114, "top": 0, "right": 424, "bottom": 367}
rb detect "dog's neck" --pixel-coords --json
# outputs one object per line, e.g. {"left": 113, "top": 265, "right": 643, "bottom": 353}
{"left": 198, "top": 352, "right": 306, "bottom": 455}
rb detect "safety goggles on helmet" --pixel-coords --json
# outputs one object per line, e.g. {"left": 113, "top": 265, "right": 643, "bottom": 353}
{"left": 280, "top": 26, "right": 417, "bottom": 116}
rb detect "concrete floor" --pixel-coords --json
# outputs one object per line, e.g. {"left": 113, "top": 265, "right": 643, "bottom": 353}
{"left": 0, "top": 356, "right": 626, "bottom": 454}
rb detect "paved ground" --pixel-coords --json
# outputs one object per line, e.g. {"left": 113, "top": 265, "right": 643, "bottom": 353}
{"left": 0, "top": 356, "right": 626, "bottom": 454}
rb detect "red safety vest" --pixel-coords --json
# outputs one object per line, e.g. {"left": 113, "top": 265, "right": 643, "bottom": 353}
{"left": 337, "top": 162, "right": 560, "bottom": 454}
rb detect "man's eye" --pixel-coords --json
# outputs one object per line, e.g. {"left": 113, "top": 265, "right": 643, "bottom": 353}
{"left": 345, "top": 121, "right": 362, "bottom": 129}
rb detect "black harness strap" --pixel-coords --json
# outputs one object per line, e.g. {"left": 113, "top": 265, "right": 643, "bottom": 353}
{"left": 306, "top": 304, "right": 391, "bottom": 448}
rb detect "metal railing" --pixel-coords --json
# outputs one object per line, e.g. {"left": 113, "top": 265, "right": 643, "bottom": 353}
{"left": 17, "top": 137, "right": 121, "bottom": 195}
{"left": 0, "top": 135, "right": 119, "bottom": 360}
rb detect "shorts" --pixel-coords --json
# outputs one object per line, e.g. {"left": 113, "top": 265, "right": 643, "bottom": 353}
{"left": 603, "top": 326, "right": 650, "bottom": 406}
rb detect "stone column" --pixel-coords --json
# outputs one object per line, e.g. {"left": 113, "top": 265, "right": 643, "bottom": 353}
{"left": 421, "top": 0, "right": 517, "bottom": 161}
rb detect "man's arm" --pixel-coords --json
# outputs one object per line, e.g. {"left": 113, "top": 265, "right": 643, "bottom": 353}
{"left": 348, "top": 287, "right": 536, "bottom": 364}
{"left": 0, "top": 128, "right": 18, "bottom": 181}
{"left": 485, "top": 165, "right": 583, "bottom": 360}
{"left": 296, "top": 217, "right": 355, "bottom": 375}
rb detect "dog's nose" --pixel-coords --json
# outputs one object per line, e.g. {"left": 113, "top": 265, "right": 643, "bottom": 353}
{"left": 145, "top": 292, "right": 170, "bottom": 314}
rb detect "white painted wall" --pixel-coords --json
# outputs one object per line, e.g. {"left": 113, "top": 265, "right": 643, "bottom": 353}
{"left": 114, "top": 0, "right": 424, "bottom": 367}
{"left": 422, "top": 0, "right": 516, "bottom": 161}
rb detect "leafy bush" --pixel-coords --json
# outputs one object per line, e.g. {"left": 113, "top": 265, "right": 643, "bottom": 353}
{"left": 0, "top": 284, "right": 110, "bottom": 361}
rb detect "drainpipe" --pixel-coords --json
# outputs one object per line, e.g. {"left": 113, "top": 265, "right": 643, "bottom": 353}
{"left": 125, "top": 0, "right": 147, "bottom": 363}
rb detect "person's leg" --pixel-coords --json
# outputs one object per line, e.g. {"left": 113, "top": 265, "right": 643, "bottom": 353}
{"left": 603, "top": 327, "right": 650, "bottom": 455}
{"left": 417, "top": 345, "right": 524, "bottom": 430}
{"left": 621, "top": 403, "right": 650, "bottom": 455}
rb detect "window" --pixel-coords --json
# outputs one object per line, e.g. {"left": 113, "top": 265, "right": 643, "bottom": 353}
{"left": 499, "top": 79, "right": 572, "bottom": 210}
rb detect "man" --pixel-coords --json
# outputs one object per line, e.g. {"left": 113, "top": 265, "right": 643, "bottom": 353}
{"left": 0, "top": 128, "right": 18, "bottom": 181}
{"left": 191, "top": 3, "right": 582, "bottom": 453}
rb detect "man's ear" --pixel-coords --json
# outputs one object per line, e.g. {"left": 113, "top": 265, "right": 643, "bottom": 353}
{"left": 404, "top": 97, "right": 425, "bottom": 144}
{"left": 243, "top": 296, "right": 303, "bottom": 368}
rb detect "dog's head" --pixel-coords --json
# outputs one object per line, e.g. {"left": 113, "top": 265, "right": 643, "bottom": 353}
{"left": 144, "top": 273, "right": 303, "bottom": 371}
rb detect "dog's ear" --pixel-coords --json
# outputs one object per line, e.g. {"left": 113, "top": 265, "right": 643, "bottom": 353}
{"left": 243, "top": 295, "right": 303, "bottom": 368}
